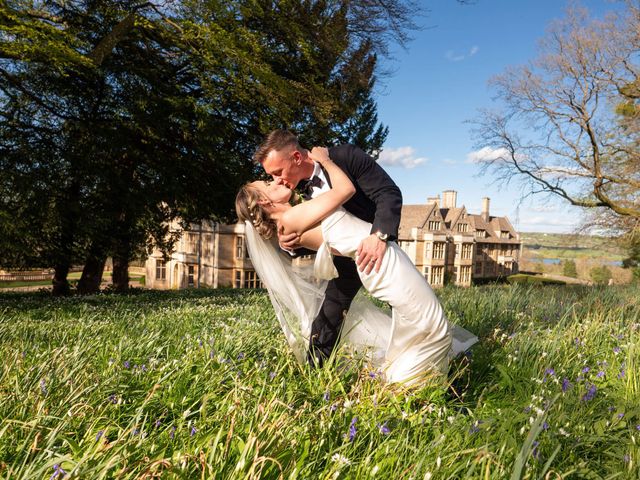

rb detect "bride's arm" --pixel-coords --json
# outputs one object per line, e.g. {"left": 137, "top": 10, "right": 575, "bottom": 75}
{"left": 279, "top": 147, "right": 355, "bottom": 236}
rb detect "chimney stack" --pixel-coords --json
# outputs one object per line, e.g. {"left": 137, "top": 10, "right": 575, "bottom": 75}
{"left": 427, "top": 195, "right": 440, "bottom": 205}
{"left": 441, "top": 190, "right": 457, "bottom": 209}
{"left": 482, "top": 197, "right": 490, "bottom": 222}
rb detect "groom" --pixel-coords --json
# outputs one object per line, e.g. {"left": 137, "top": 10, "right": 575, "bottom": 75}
{"left": 253, "top": 130, "right": 402, "bottom": 366}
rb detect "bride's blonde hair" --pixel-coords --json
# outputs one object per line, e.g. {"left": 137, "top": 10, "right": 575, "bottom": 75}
{"left": 235, "top": 184, "right": 278, "bottom": 239}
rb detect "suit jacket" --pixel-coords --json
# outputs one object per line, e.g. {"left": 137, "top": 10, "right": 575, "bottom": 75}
{"left": 326, "top": 144, "right": 402, "bottom": 240}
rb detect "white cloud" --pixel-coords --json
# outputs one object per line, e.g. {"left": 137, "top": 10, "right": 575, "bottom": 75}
{"left": 466, "top": 146, "right": 511, "bottom": 164}
{"left": 442, "top": 158, "right": 458, "bottom": 165}
{"left": 445, "top": 45, "right": 480, "bottom": 62}
{"left": 518, "top": 214, "right": 579, "bottom": 233}
{"left": 378, "top": 146, "right": 428, "bottom": 169}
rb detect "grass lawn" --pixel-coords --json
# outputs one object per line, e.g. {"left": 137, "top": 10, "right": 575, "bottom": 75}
{"left": 0, "top": 285, "right": 638, "bottom": 478}
{"left": 0, "top": 274, "right": 145, "bottom": 289}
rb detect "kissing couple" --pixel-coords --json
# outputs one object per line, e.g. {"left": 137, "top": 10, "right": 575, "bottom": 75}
{"left": 236, "top": 130, "right": 476, "bottom": 385}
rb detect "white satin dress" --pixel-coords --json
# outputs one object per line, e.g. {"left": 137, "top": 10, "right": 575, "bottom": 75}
{"left": 314, "top": 208, "right": 453, "bottom": 384}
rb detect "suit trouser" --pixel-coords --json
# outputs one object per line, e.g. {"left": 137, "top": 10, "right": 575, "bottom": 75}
{"left": 307, "top": 255, "right": 362, "bottom": 366}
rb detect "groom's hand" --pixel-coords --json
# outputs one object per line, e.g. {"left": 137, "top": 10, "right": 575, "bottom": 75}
{"left": 356, "top": 234, "right": 386, "bottom": 275}
{"left": 279, "top": 229, "right": 301, "bottom": 251}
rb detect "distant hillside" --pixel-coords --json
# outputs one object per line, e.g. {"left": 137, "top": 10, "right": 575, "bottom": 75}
{"left": 519, "top": 232, "right": 625, "bottom": 261}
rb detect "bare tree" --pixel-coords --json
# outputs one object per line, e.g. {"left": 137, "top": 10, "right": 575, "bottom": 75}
{"left": 472, "top": 4, "right": 640, "bottom": 220}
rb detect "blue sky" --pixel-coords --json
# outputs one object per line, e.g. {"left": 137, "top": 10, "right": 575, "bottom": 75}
{"left": 374, "top": 0, "right": 622, "bottom": 233}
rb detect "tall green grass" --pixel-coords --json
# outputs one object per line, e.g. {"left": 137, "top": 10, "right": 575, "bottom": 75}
{"left": 0, "top": 285, "right": 638, "bottom": 479}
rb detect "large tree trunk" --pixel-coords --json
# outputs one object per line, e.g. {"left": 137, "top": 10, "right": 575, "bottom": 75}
{"left": 52, "top": 264, "right": 71, "bottom": 296}
{"left": 77, "top": 254, "right": 106, "bottom": 294}
{"left": 112, "top": 253, "right": 129, "bottom": 292}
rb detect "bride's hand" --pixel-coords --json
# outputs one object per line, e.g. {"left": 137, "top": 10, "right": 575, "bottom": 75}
{"left": 309, "top": 146, "right": 331, "bottom": 165}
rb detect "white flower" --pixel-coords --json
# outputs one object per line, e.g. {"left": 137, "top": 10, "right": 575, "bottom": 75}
{"left": 331, "top": 453, "right": 351, "bottom": 465}
{"left": 371, "top": 465, "right": 379, "bottom": 475}
{"left": 447, "top": 416, "right": 456, "bottom": 424}
{"left": 424, "top": 473, "right": 432, "bottom": 480}
{"left": 436, "top": 456, "right": 441, "bottom": 468}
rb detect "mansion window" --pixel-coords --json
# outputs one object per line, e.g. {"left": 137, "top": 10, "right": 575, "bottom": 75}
{"left": 187, "top": 265, "right": 195, "bottom": 287}
{"left": 203, "top": 234, "right": 212, "bottom": 257}
{"left": 234, "top": 270, "right": 241, "bottom": 288}
{"left": 460, "top": 265, "right": 471, "bottom": 283}
{"left": 475, "top": 230, "right": 486, "bottom": 238}
{"left": 243, "top": 270, "right": 262, "bottom": 289}
{"left": 235, "top": 236, "right": 244, "bottom": 259}
{"left": 462, "top": 243, "right": 473, "bottom": 260}
{"left": 475, "top": 261, "right": 483, "bottom": 275}
{"left": 428, "top": 220, "right": 440, "bottom": 230}
{"left": 186, "top": 233, "right": 198, "bottom": 253}
{"left": 423, "top": 266, "right": 429, "bottom": 281}
{"left": 432, "top": 242, "right": 445, "bottom": 259}
{"left": 430, "top": 266, "right": 444, "bottom": 285}
{"left": 457, "top": 223, "right": 468, "bottom": 233}
{"left": 501, "top": 231, "right": 510, "bottom": 239}
{"left": 155, "top": 259, "right": 166, "bottom": 280}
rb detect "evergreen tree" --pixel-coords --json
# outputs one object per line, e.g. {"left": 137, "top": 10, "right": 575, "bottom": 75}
{"left": 590, "top": 265, "right": 612, "bottom": 286}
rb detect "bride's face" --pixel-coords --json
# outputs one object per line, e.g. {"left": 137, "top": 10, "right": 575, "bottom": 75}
{"left": 250, "top": 180, "right": 292, "bottom": 205}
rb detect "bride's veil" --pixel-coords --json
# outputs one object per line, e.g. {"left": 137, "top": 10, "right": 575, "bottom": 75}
{"left": 243, "top": 221, "right": 392, "bottom": 366}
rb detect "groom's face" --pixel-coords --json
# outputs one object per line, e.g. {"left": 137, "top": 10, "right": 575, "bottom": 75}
{"left": 262, "top": 147, "right": 305, "bottom": 190}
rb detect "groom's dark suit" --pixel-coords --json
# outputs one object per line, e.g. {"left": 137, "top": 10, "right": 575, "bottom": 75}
{"left": 304, "top": 144, "right": 403, "bottom": 365}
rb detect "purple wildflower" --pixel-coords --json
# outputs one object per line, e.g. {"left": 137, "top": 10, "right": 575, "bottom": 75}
{"left": 330, "top": 404, "right": 338, "bottom": 412}
{"left": 323, "top": 391, "right": 330, "bottom": 402}
{"left": 40, "top": 379, "right": 47, "bottom": 395}
{"left": 532, "top": 440, "right": 540, "bottom": 459}
{"left": 50, "top": 464, "right": 66, "bottom": 479}
{"left": 618, "top": 369, "right": 626, "bottom": 379}
{"left": 368, "top": 371, "right": 377, "bottom": 379}
{"left": 141, "top": 364, "right": 147, "bottom": 372}
{"left": 596, "top": 371, "right": 605, "bottom": 379}
{"left": 581, "top": 384, "right": 597, "bottom": 402}
{"left": 348, "top": 417, "right": 357, "bottom": 442}
{"left": 169, "top": 426, "right": 176, "bottom": 439}
{"left": 269, "top": 371, "right": 276, "bottom": 380}
{"left": 617, "top": 413, "right": 625, "bottom": 420}
{"left": 608, "top": 406, "right": 616, "bottom": 413}
{"left": 624, "top": 454, "right": 630, "bottom": 463}
{"left": 108, "top": 394, "right": 117, "bottom": 404}
{"left": 636, "top": 425, "right": 640, "bottom": 431}
{"left": 542, "top": 421, "right": 549, "bottom": 430}
{"left": 523, "top": 406, "right": 531, "bottom": 413}
{"left": 123, "top": 360, "right": 131, "bottom": 369}
{"left": 378, "top": 422, "right": 390, "bottom": 435}
{"left": 237, "top": 352, "right": 245, "bottom": 360}
{"left": 155, "top": 419, "right": 161, "bottom": 428}
{"left": 581, "top": 367, "right": 590, "bottom": 374}
{"left": 545, "top": 368, "right": 555, "bottom": 377}
{"left": 96, "top": 430, "right": 104, "bottom": 441}
{"left": 190, "top": 426, "right": 197, "bottom": 436}
{"left": 132, "top": 428, "right": 140, "bottom": 436}
{"left": 613, "top": 347, "right": 621, "bottom": 354}
{"left": 469, "top": 421, "right": 480, "bottom": 434}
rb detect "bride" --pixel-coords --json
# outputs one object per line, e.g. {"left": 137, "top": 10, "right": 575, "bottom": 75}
{"left": 236, "top": 147, "right": 472, "bottom": 385}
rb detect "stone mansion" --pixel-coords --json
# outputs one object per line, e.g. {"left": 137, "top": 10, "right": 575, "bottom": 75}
{"left": 145, "top": 190, "right": 521, "bottom": 289}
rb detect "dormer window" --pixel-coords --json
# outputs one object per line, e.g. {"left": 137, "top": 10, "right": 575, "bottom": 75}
{"left": 475, "top": 229, "right": 486, "bottom": 238}
{"left": 457, "top": 223, "right": 468, "bottom": 233}
{"left": 501, "top": 231, "right": 510, "bottom": 239}
{"left": 428, "top": 220, "right": 440, "bottom": 230}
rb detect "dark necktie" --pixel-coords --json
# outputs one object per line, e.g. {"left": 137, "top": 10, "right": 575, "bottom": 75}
{"left": 298, "top": 175, "right": 323, "bottom": 199}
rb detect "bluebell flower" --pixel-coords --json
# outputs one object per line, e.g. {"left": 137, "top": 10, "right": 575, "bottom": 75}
{"left": 123, "top": 361, "right": 131, "bottom": 369}
{"left": 323, "top": 391, "right": 330, "bottom": 402}
{"left": 581, "top": 367, "right": 590, "bottom": 374}
{"left": 108, "top": 394, "right": 117, "bottom": 404}
{"left": 532, "top": 440, "right": 540, "bottom": 459}
{"left": 169, "top": 426, "right": 176, "bottom": 439}
{"left": 269, "top": 371, "right": 276, "bottom": 380}
{"left": 596, "top": 371, "right": 605, "bottom": 379}
{"left": 377, "top": 422, "right": 390, "bottom": 435}
{"left": 96, "top": 430, "right": 104, "bottom": 441}
{"left": 618, "top": 369, "right": 625, "bottom": 379}
{"left": 469, "top": 421, "right": 480, "bottom": 434}
{"left": 613, "top": 346, "right": 621, "bottom": 354}
{"left": 617, "top": 413, "right": 625, "bottom": 420}
{"left": 581, "top": 384, "right": 597, "bottom": 402}
{"left": 636, "top": 424, "right": 640, "bottom": 431}
{"left": 50, "top": 464, "right": 66, "bottom": 479}
{"left": 542, "top": 421, "right": 549, "bottom": 430}
{"left": 545, "top": 368, "right": 555, "bottom": 377}
{"left": 190, "top": 426, "right": 197, "bottom": 436}
{"left": 237, "top": 352, "right": 245, "bottom": 360}
{"left": 40, "top": 379, "right": 47, "bottom": 395}
{"left": 348, "top": 417, "right": 357, "bottom": 442}
{"left": 155, "top": 419, "right": 161, "bottom": 428}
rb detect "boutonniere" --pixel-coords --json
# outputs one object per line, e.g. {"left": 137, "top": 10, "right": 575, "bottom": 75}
{"left": 290, "top": 190, "right": 305, "bottom": 206}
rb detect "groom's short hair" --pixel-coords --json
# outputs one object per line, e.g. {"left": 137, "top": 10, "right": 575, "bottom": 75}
{"left": 253, "top": 130, "right": 300, "bottom": 164}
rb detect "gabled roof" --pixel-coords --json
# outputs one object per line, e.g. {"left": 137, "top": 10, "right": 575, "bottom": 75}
{"left": 399, "top": 203, "right": 437, "bottom": 239}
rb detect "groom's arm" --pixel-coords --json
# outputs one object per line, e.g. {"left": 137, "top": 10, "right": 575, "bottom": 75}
{"left": 331, "top": 144, "right": 402, "bottom": 240}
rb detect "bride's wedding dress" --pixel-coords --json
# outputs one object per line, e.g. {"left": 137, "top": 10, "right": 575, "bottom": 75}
{"left": 244, "top": 208, "right": 478, "bottom": 385}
